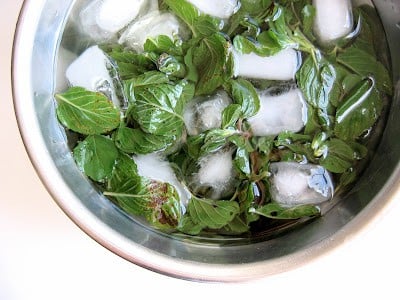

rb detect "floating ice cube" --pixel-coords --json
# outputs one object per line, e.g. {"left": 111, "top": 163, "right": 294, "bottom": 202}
{"left": 269, "top": 162, "right": 334, "bottom": 207}
{"left": 247, "top": 88, "right": 307, "bottom": 136}
{"left": 133, "top": 153, "right": 191, "bottom": 206}
{"left": 79, "top": 0, "right": 158, "bottom": 43}
{"left": 119, "top": 11, "right": 182, "bottom": 52}
{"left": 313, "top": 0, "right": 353, "bottom": 44}
{"left": 55, "top": 46, "right": 77, "bottom": 93}
{"left": 65, "top": 45, "right": 119, "bottom": 107}
{"left": 96, "top": 0, "right": 145, "bottom": 33}
{"left": 183, "top": 90, "right": 232, "bottom": 136}
{"left": 234, "top": 48, "right": 300, "bottom": 81}
{"left": 189, "top": 149, "right": 236, "bottom": 200}
{"left": 186, "top": 0, "right": 239, "bottom": 19}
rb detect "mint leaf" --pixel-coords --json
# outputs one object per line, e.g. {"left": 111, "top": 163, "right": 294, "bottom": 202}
{"left": 234, "top": 146, "right": 251, "bottom": 176}
{"left": 222, "top": 215, "right": 250, "bottom": 235}
{"left": 143, "top": 35, "right": 183, "bottom": 56}
{"left": 55, "top": 87, "right": 120, "bottom": 135}
{"left": 129, "top": 81, "right": 188, "bottom": 135}
{"left": 106, "top": 155, "right": 182, "bottom": 228}
{"left": 226, "top": 78, "right": 260, "bottom": 118}
{"left": 233, "top": 34, "right": 282, "bottom": 56}
{"left": 337, "top": 46, "right": 393, "bottom": 95}
{"left": 222, "top": 104, "right": 242, "bottom": 129}
{"left": 164, "top": 0, "right": 221, "bottom": 38}
{"left": 318, "top": 138, "right": 356, "bottom": 173}
{"left": 301, "top": 4, "right": 316, "bottom": 41}
{"left": 187, "top": 197, "right": 240, "bottom": 230}
{"left": 157, "top": 54, "right": 187, "bottom": 77}
{"left": 102, "top": 45, "right": 155, "bottom": 80}
{"left": 73, "top": 135, "right": 119, "bottom": 182}
{"left": 297, "top": 56, "right": 341, "bottom": 112}
{"left": 253, "top": 203, "right": 320, "bottom": 219}
{"left": 113, "top": 124, "right": 177, "bottom": 154}
{"left": 107, "top": 153, "right": 141, "bottom": 196}
{"left": 192, "top": 33, "right": 235, "bottom": 95}
{"left": 125, "top": 71, "right": 170, "bottom": 90}
{"left": 334, "top": 79, "right": 382, "bottom": 141}
{"left": 177, "top": 215, "right": 204, "bottom": 235}
{"left": 201, "top": 128, "right": 238, "bottom": 155}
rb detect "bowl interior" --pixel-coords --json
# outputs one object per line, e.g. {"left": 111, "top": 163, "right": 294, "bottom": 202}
{"left": 12, "top": 0, "right": 400, "bottom": 281}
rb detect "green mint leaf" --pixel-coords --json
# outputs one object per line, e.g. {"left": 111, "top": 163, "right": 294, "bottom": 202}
{"left": 252, "top": 203, "right": 320, "bottom": 219}
{"left": 200, "top": 128, "right": 238, "bottom": 155}
{"left": 222, "top": 104, "right": 242, "bottom": 129}
{"left": 354, "top": 5, "right": 389, "bottom": 57}
{"left": 226, "top": 78, "right": 260, "bottom": 118}
{"left": 107, "top": 153, "right": 141, "bottom": 195}
{"left": 240, "top": 0, "right": 273, "bottom": 16}
{"left": 194, "top": 16, "right": 223, "bottom": 37}
{"left": 129, "top": 81, "right": 188, "bottom": 135}
{"left": 297, "top": 55, "right": 341, "bottom": 115}
{"left": 164, "top": 0, "right": 221, "bottom": 37}
{"left": 124, "top": 71, "right": 170, "bottom": 95}
{"left": 221, "top": 215, "right": 250, "bottom": 235}
{"left": 338, "top": 168, "right": 358, "bottom": 189}
{"left": 192, "top": 33, "right": 235, "bottom": 95}
{"left": 233, "top": 34, "right": 282, "bottom": 56}
{"left": 183, "top": 47, "right": 199, "bottom": 82}
{"left": 113, "top": 124, "right": 177, "bottom": 155}
{"left": 143, "top": 35, "right": 183, "bottom": 56}
{"left": 177, "top": 215, "right": 204, "bottom": 235}
{"left": 234, "top": 146, "right": 251, "bottom": 176}
{"left": 318, "top": 138, "right": 356, "bottom": 173}
{"left": 106, "top": 155, "right": 182, "bottom": 228}
{"left": 335, "top": 78, "right": 382, "bottom": 141}
{"left": 73, "top": 135, "right": 119, "bottom": 182}
{"left": 237, "top": 182, "right": 261, "bottom": 223}
{"left": 187, "top": 196, "right": 240, "bottom": 230}
{"left": 55, "top": 87, "right": 120, "bottom": 135}
{"left": 157, "top": 54, "right": 186, "bottom": 77}
{"left": 102, "top": 45, "right": 155, "bottom": 80}
{"left": 301, "top": 4, "right": 316, "bottom": 41}
{"left": 337, "top": 46, "right": 392, "bottom": 95}
{"left": 186, "top": 134, "right": 205, "bottom": 159}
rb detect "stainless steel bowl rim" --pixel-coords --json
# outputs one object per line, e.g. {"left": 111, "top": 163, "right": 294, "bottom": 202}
{"left": 12, "top": 0, "right": 400, "bottom": 282}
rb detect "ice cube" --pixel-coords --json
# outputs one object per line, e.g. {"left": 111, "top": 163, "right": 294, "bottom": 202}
{"left": 79, "top": 0, "right": 148, "bottom": 42}
{"left": 247, "top": 88, "right": 307, "bottom": 136}
{"left": 313, "top": 0, "right": 353, "bottom": 44}
{"left": 191, "top": 149, "right": 236, "bottom": 199}
{"left": 55, "top": 46, "right": 77, "bottom": 93}
{"left": 96, "top": 0, "right": 145, "bottom": 33}
{"left": 234, "top": 48, "right": 300, "bottom": 81}
{"left": 183, "top": 90, "right": 232, "bottom": 136}
{"left": 65, "top": 45, "right": 120, "bottom": 107}
{"left": 119, "top": 11, "right": 183, "bottom": 52}
{"left": 186, "top": 0, "right": 239, "bottom": 19}
{"left": 133, "top": 153, "right": 191, "bottom": 206}
{"left": 269, "top": 162, "right": 334, "bottom": 207}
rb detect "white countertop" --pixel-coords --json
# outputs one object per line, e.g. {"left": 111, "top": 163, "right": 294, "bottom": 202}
{"left": 1, "top": 1, "right": 400, "bottom": 299}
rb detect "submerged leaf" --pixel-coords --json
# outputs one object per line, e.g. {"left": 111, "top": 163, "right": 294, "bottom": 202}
{"left": 253, "top": 203, "right": 320, "bottom": 219}
{"left": 192, "top": 33, "right": 235, "bottom": 95}
{"left": 337, "top": 46, "right": 392, "bottom": 95}
{"left": 113, "top": 124, "right": 177, "bottom": 155}
{"left": 106, "top": 155, "right": 182, "bottom": 228}
{"left": 129, "top": 81, "right": 188, "bottom": 135}
{"left": 226, "top": 78, "right": 260, "bottom": 118}
{"left": 73, "top": 135, "right": 119, "bottom": 182}
{"left": 334, "top": 79, "right": 382, "bottom": 141}
{"left": 55, "top": 87, "right": 120, "bottom": 135}
{"left": 187, "top": 197, "right": 240, "bottom": 229}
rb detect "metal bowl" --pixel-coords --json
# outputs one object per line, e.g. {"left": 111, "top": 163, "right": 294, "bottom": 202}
{"left": 12, "top": 0, "right": 400, "bottom": 282}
